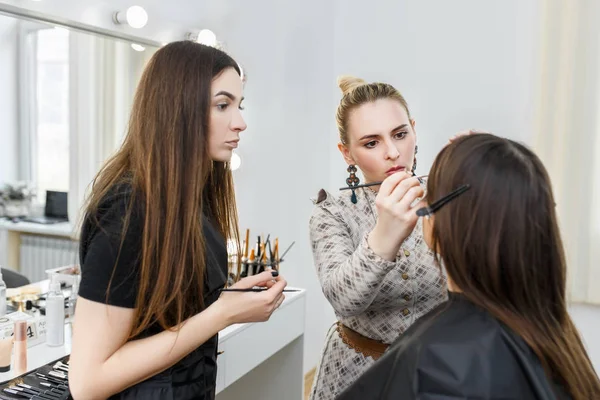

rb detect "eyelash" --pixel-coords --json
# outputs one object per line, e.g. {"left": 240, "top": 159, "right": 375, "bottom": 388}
{"left": 364, "top": 131, "right": 408, "bottom": 148}
{"left": 217, "top": 103, "right": 245, "bottom": 111}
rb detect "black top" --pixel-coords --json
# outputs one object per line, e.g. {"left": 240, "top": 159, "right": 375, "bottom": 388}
{"left": 78, "top": 184, "right": 228, "bottom": 399}
{"left": 338, "top": 292, "right": 570, "bottom": 400}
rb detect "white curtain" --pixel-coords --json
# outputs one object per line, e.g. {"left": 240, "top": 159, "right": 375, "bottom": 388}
{"left": 532, "top": 0, "right": 600, "bottom": 304}
{"left": 68, "top": 33, "right": 153, "bottom": 234}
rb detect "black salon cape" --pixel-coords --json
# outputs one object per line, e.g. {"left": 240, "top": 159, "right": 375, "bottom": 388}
{"left": 337, "top": 293, "right": 569, "bottom": 400}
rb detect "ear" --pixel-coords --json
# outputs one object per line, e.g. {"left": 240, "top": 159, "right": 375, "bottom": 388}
{"left": 410, "top": 118, "right": 417, "bottom": 132}
{"left": 337, "top": 142, "right": 355, "bottom": 165}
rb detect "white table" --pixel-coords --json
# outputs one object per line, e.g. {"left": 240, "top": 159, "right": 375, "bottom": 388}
{"left": 0, "top": 283, "right": 306, "bottom": 400}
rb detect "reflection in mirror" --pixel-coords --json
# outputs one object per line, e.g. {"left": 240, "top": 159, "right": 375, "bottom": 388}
{"left": 0, "top": 12, "right": 159, "bottom": 218}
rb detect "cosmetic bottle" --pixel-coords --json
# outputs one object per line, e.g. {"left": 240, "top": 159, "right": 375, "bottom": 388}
{"left": 66, "top": 274, "right": 80, "bottom": 321}
{"left": 46, "top": 277, "right": 65, "bottom": 346}
{"left": 0, "top": 337, "right": 13, "bottom": 372}
{"left": 0, "top": 268, "right": 6, "bottom": 317}
{"left": 13, "top": 320, "right": 27, "bottom": 374}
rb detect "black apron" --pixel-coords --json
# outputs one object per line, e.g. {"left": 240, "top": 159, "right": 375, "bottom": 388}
{"left": 338, "top": 293, "right": 571, "bottom": 400}
{"left": 110, "top": 216, "right": 228, "bottom": 400}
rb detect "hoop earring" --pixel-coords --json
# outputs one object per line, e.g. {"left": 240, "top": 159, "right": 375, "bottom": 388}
{"left": 346, "top": 165, "right": 360, "bottom": 204}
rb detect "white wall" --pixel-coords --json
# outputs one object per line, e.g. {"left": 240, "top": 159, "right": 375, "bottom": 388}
{"left": 570, "top": 304, "right": 600, "bottom": 374}
{"left": 0, "top": 16, "right": 18, "bottom": 184}
{"left": 328, "top": 0, "right": 542, "bottom": 190}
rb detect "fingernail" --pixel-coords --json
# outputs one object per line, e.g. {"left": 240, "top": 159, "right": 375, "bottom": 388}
{"left": 271, "top": 270, "right": 279, "bottom": 277}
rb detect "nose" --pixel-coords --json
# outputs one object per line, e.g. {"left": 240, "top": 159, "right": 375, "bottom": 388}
{"left": 384, "top": 140, "right": 400, "bottom": 160}
{"left": 231, "top": 109, "right": 247, "bottom": 133}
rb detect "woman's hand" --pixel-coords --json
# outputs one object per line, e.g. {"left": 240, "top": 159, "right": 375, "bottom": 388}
{"left": 368, "top": 172, "right": 424, "bottom": 261}
{"left": 214, "top": 270, "right": 287, "bottom": 325}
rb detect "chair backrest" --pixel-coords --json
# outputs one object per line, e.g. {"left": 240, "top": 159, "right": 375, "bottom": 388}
{"left": 1, "top": 268, "right": 30, "bottom": 288}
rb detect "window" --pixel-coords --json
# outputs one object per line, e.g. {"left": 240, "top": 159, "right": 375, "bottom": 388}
{"left": 29, "top": 28, "right": 70, "bottom": 201}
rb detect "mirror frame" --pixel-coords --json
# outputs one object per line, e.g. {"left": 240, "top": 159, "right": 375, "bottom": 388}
{"left": 0, "top": 3, "right": 162, "bottom": 47}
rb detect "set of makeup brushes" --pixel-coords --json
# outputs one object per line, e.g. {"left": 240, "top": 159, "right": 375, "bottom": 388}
{"left": 235, "top": 229, "right": 295, "bottom": 279}
{"left": 2, "top": 361, "right": 70, "bottom": 399}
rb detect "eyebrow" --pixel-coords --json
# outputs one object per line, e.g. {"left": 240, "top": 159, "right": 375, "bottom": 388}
{"left": 214, "top": 90, "right": 244, "bottom": 102}
{"left": 358, "top": 124, "right": 409, "bottom": 141}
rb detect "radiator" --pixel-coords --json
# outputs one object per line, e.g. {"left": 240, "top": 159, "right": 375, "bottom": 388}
{"left": 19, "top": 234, "right": 79, "bottom": 282}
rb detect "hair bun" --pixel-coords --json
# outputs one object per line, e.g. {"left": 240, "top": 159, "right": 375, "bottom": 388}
{"left": 337, "top": 75, "right": 366, "bottom": 95}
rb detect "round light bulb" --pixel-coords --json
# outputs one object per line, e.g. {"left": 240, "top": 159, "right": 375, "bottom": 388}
{"left": 126, "top": 6, "right": 148, "bottom": 29}
{"left": 230, "top": 152, "right": 241, "bottom": 171}
{"left": 238, "top": 63, "right": 246, "bottom": 83}
{"left": 131, "top": 43, "right": 145, "bottom": 52}
{"left": 197, "top": 29, "right": 217, "bottom": 46}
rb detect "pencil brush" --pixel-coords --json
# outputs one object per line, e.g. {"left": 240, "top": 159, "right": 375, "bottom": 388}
{"left": 267, "top": 237, "right": 274, "bottom": 261}
{"left": 243, "top": 228, "right": 250, "bottom": 258}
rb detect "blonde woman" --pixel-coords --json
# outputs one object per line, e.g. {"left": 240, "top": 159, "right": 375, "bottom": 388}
{"left": 309, "top": 76, "right": 455, "bottom": 399}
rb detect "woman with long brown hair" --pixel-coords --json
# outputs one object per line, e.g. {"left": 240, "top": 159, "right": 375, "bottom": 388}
{"left": 68, "top": 41, "right": 287, "bottom": 399}
{"left": 339, "top": 133, "right": 600, "bottom": 399}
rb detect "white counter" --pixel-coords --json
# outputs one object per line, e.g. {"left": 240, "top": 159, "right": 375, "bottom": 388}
{"left": 0, "top": 219, "right": 77, "bottom": 274}
{"left": 0, "top": 219, "right": 75, "bottom": 238}
{"left": 0, "top": 284, "right": 306, "bottom": 400}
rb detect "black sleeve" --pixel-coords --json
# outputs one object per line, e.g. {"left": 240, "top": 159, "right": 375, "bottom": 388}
{"left": 78, "top": 189, "right": 143, "bottom": 309}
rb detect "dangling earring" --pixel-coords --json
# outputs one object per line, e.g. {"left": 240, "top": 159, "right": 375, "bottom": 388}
{"left": 411, "top": 145, "right": 418, "bottom": 175}
{"left": 346, "top": 165, "right": 360, "bottom": 204}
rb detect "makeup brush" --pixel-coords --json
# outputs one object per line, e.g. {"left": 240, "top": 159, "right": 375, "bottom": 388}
{"left": 243, "top": 229, "right": 250, "bottom": 258}
{"left": 47, "top": 370, "right": 67, "bottom": 380}
{"left": 4, "top": 387, "right": 53, "bottom": 400}
{"left": 39, "top": 382, "right": 68, "bottom": 392}
{"left": 219, "top": 287, "right": 301, "bottom": 293}
{"left": 277, "top": 241, "right": 296, "bottom": 262}
{"left": 36, "top": 373, "right": 64, "bottom": 385}
{"left": 53, "top": 362, "right": 69, "bottom": 373}
{"left": 273, "top": 238, "right": 279, "bottom": 270}
{"left": 267, "top": 238, "right": 274, "bottom": 262}
{"left": 339, "top": 174, "right": 428, "bottom": 191}
{"left": 12, "top": 385, "right": 60, "bottom": 400}
{"left": 3, "top": 388, "right": 34, "bottom": 399}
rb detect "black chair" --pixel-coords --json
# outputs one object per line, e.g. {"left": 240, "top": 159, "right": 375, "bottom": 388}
{"left": 1, "top": 268, "right": 30, "bottom": 288}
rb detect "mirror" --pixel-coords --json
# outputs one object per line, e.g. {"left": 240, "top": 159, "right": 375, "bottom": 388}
{"left": 0, "top": 8, "right": 160, "bottom": 215}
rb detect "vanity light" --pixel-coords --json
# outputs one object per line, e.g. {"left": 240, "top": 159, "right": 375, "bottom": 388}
{"left": 131, "top": 43, "right": 145, "bottom": 52}
{"left": 230, "top": 152, "right": 241, "bottom": 171}
{"left": 113, "top": 5, "right": 148, "bottom": 29}
{"left": 238, "top": 63, "right": 246, "bottom": 84}
{"left": 187, "top": 29, "right": 217, "bottom": 47}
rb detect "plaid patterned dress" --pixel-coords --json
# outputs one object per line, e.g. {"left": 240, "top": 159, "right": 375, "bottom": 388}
{"left": 308, "top": 187, "right": 448, "bottom": 400}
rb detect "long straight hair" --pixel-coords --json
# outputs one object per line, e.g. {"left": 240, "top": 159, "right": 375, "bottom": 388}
{"left": 82, "top": 41, "right": 241, "bottom": 339}
{"left": 427, "top": 133, "right": 600, "bottom": 399}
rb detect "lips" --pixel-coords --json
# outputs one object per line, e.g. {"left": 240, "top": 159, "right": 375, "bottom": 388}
{"left": 386, "top": 166, "right": 406, "bottom": 175}
{"left": 225, "top": 140, "right": 239, "bottom": 149}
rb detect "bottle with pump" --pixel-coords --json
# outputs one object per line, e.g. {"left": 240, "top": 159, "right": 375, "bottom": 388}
{"left": 0, "top": 268, "right": 6, "bottom": 317}
{"left": 45, "top": 276, "right": 65, "bottom": 346}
